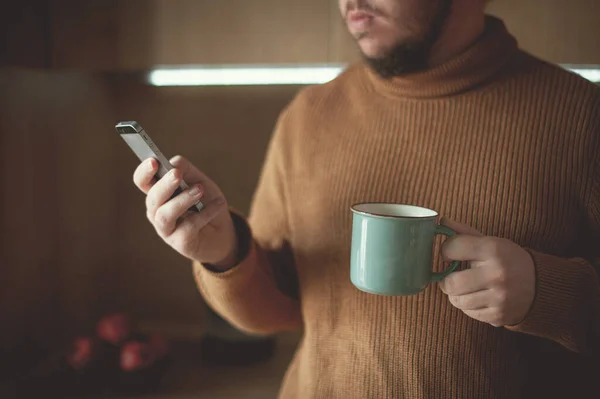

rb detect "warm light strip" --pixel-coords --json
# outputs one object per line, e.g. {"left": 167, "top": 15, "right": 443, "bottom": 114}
{"left": 148, "top": 65, "right": 600, "bottom": 86}
{"left": 148, "top": 66, "right": 345, "bottom": 86}
{"left": 567, "top": 68, "right": 600, "bottom": 83}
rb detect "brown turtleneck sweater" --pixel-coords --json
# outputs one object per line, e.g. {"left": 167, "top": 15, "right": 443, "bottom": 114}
{"left": 194, "top": 17, "right": 600, "bottom": 398}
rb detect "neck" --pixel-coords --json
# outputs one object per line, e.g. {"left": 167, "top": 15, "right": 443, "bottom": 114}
{"left": 427, "top": 8, "right": 486, "bottom": 68}
{"left": 361, "top": 15, "right": 519, "bottom": 99}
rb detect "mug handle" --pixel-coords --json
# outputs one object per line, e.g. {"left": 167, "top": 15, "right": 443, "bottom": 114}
{"left": 430, "top": 224, "right": 461, "bottom": 283}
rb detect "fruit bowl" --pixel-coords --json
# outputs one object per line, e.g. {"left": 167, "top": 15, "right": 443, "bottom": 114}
{"left": 58, "top": 312, "right": 173, "bottom": 397}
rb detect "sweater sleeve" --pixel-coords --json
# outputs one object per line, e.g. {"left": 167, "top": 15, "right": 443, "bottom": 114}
{"left": 506, "top": 141, "right": 600, "bottom": 355}
{"left": 192, "top": 108, "right": 303, "bottom": 335}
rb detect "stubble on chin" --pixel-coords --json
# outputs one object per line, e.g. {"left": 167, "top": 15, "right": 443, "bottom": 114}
{"left": 354, "top": 31, "right": 368, "bottom": 40}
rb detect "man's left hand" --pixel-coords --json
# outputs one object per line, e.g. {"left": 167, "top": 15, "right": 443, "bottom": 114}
{"left": 439, "top": 218, "right": 536, "bottom": 327}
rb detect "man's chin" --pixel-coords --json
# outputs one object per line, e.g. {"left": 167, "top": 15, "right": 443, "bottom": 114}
{"left": 361, "top": 42, "right": 431, "bottom": 79}
{"left": 356, "top": 38, "right": 391, "bottom": 61}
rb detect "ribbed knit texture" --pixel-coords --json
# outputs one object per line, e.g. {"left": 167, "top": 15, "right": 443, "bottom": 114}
{"left": 195, "top": 17, "right": 600, "bottom": 399}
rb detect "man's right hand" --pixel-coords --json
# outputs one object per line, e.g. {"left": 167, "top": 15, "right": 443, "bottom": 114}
{"left": 133, "top": 155, "right": 238, "bottom": 270}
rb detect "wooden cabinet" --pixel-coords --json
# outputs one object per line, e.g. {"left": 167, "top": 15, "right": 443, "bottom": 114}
{"left": 49, "top": 0, "right": 128, "bottom": 70}
{"left": 487, "top": 0, "right": 600, "bottom": 65}
{"left": 0, "top": 0, "right": 49, "bottom": 68}
{"left": 50, "top": 0, "right": 331, "bottom": 70}
{"left": 150, "top": 0, "right": 330, "bottom": 66}
{"left": 0, "top": 70, "right": 119, "bottom": 345}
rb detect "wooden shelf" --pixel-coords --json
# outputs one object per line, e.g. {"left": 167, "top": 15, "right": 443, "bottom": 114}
{"left": 106, "top": 334, "right": 299, "bottom": 399}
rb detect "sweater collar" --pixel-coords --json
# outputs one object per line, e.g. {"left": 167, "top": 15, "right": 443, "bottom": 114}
{"left": 362, "top": 16, "right": 518, "bottom": 99}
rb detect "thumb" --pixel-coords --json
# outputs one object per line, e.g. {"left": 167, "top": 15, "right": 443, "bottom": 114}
{"left": 440, "top": 217, "right": 484, "bottom": 237}
{"left": 170, "top": 155, "right": 210, "bottom": 184}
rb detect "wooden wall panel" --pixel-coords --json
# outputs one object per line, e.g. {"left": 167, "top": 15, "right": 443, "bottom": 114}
{"left": 0, "top": 0, "right": 49, "bottom": 68}
{"left": 49, "top": 0, "right": 119, "bottom": 69}
{"left": 0, "top": 70, "right": 61, "bottom": 349}
{"left": 150, "top": 0, "right": 329, "bottom": 65}
{"left": 49, "top": 0, "right": 155, "bottom": 70}
{"left": 487, "top": 0, "right": 600, "bottom": 64}
{"left": 50, "top": 74, "right": 121, "bottom": 335}
{"left": 50, "top": 0, "right": 330, "bottom": 70}
{"left": 0, "top": 69, "right": 117, "bottom": 348}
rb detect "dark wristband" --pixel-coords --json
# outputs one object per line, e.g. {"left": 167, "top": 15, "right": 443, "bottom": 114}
{"left": 203, "top": 210, "right": 252, "bottom": 273}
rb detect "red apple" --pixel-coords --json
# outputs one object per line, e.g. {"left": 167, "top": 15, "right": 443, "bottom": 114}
{"left": 120, "top": 341, "right": 154, "bottom": 371}
{"left": 96, "top": 313, "right": 132, "bottom": 345}
{"left": 66, "top": 336, "right": 96, "bottom": 370}
{"left": 148, "top": 333, "right": 170, "bottom": 359}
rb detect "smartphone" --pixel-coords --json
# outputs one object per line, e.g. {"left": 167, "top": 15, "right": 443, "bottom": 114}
{"left": 116, "top": 121, "right": 204, "bottom": 212}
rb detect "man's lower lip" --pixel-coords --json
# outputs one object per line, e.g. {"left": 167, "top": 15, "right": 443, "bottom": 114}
{"left": 348, "top": 18, "right": 372, "bottom": 31}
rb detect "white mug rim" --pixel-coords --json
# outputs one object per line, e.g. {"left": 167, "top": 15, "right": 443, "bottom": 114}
{"left": 350, "top": 202, "right": 439, "bottom": 220}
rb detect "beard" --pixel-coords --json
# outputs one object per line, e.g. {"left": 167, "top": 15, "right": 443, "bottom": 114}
{"left": 364, "top": 0, "right": 453, "bottom": 78}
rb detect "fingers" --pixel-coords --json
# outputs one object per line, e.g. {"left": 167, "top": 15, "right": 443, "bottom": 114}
{"left": 447, "top": 289, "right": 491, "bottom": 311}
{"left": 439, "top": 266, "right": 491, "bottom": 296}
{"left": 153, "top": 184, "right": 205, "bottom": 237}
{"left": 462, "top": 308, "right": 504, "bottom": 328}
{"left": 439, "top": 218, "right": 491, "bottom": 263}
{"left": 135, "top": 155, "right": 227, "bottom": 251}
{"left": 146, "top": 169, "right": 183, "bottom": 221}
{"left": 168, "top": 196, "right": 228, "bottom": 250}
{"left": 133, "top": 158, "right": 158, "bottom": 194}
{"left": 441, "top": 234, "right": 499, "bottom": 262}
{"left": 440, "top": 218, "right": 484, "bottom": 237}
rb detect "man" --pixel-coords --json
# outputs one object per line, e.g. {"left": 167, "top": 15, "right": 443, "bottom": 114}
{"left": 133, "top": 0, "right": 600, "bottom": 397}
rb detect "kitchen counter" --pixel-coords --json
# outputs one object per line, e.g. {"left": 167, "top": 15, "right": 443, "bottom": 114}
{"left": 107, "top": 333, "right": 299, "bottom": 399}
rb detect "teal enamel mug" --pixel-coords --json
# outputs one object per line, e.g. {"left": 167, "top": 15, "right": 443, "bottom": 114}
{"left": 350, "top": 203, "right": 460, "bottom": 296}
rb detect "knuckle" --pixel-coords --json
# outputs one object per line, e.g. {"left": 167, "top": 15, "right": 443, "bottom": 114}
{"left": 465, "top": 309, "right": 482, "bottom": 322}
{"left": 442, "top": 276, "right": 456, "bottom": 294}
{"left": 154, "top": 209, "right": 170, "bottom": 229}
{"left": 146, "top": 209, "right": 154, "bottom": 223}
{"left": 451, "top": 295, "right": 465, "bottom": 308}
{"left": 492, "top": 267, "right": 508, "bottom": 285}
{"left": 482, "top": 237, "right": 502, "bottom": 258}
{"left": 145, "top": 194, "right": 156, "bottom": 211}
{"left": 448, "top": 294, "right": 458, "bottom": 306}
{"left": 440, "top": 238, "right": 454, "bottom": 258}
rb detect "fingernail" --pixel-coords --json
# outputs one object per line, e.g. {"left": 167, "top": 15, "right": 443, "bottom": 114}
{"left": 171, "top": 169, "right": 180, "bottom": 182}
{"left": 148, "top": 158, "right": 156, "bottom": 170}
{"left": 189, "top": 185, "right": 202, "bottom": 197}
{"left": 216, "top": 197, "right": 226, "bottom": 205}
